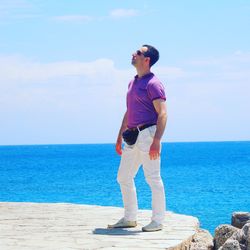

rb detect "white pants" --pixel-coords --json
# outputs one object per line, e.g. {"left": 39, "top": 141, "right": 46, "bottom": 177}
{"left": 117, "top": 126, "right": 166, "bottom": 224}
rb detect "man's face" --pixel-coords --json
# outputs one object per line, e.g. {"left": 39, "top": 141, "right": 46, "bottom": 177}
{"left": 131, "top": 46, "right": 149, "bottom": 67}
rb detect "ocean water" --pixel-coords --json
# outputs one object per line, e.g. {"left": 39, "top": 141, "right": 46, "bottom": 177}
{"left": 0, "top": 141, "right": 249, "bottom": 234}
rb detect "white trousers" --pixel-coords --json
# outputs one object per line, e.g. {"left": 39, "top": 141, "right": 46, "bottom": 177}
{"left": 117, "top": 126, "right": 166, "bottom": 224}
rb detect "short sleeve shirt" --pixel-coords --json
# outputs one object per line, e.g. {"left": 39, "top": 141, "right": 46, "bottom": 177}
{"left": 126, "top": 72, "right": 166, "bottom": 128}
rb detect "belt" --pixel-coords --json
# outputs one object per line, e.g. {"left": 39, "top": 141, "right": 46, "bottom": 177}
{"left": 129, "top": 123, "right": 156, "bottom": 132}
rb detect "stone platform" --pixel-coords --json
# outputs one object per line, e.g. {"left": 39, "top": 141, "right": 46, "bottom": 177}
{"left": 0, "top": 202, "right": 199, "bottom": 250}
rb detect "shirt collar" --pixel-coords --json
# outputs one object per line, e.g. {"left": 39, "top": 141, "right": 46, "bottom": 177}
{"left": 134, "top": 72, "right": 154, "bottom": 80}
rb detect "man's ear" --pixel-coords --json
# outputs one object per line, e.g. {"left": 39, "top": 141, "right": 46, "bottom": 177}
{"left": 145, "top": 57, "right": 150, "bottom": 65}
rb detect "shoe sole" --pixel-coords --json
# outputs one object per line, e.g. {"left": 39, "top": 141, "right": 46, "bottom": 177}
{"left": 108, "top": 224, "right": 137, "bottom": 229}
{"left": 142, "top": 227, "right": 163, "bottom": 232}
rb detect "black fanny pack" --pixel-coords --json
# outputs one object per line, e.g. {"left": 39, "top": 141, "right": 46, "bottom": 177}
{"left": 122, "top": 129, "right": 139, "bottom": 145}
{"left": 122, "top": 124, "right": 155, "bottom": 145}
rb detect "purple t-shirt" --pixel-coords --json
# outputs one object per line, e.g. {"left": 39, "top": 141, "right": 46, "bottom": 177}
{"left": 126, "top": 72, "right": 166, "bottom": 128}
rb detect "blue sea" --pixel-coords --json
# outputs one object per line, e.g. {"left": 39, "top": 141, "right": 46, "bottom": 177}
{"left": 0, "top": 141, "right": 249, "bottom": 234}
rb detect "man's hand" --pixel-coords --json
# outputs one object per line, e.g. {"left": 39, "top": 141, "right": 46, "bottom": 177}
{"left": 149, "top": 139, "right": 161, "bottom": 160}
{"left": 116, "top": 137, "right": 123, "bottom": 155}
{"left": 115, "top": 111, "right": 127, "bottom": 156}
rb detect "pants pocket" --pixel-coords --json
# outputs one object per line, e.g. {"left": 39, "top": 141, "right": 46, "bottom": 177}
{"left": 137, "top": 129, "right": 154, "bottom": 152}
{"left": 148, "top": 125, "right": 156, "bottom": 138}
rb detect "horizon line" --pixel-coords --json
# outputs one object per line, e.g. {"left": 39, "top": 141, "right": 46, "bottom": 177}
{"left": 0, "top": 139, "right": 250, "bottom": 147}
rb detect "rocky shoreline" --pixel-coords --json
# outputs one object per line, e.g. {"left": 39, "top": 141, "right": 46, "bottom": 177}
{"left": 189, "top": 212, "right": 250, "bottom": 250}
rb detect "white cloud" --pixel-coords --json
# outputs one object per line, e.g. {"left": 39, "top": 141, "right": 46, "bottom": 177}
{"left": 110, "top": 8, "right": 138, "bottom": 18}
{"left": 177, "top": 51, "right": 250, "bottom": 85}
{"left": 0, "top": 55, "right": 132, "bottom": 144}
{"left": 154, "top": 66, "right": 202, "bottom": 81}
{"left": 52, "top": 8, "right": 139, "bottom": 23}
{"left": 0, "top": 52, "right": 249, "bottom": 145}
{"left": 166, "top": 80, "right": 250, "bottom": 142}
{"left": 0, "top": 56, "right": 119, "bottom": 83}
{"left": 163, "top": 51, "right": 250, "bottom": 142}
{"left": 188, "top": 51, "right": 250, "bottom": 66}
{"left": 53, "top": 15, "right": 93, "bottom": 22}
{"left": 0, "top": 0, "right": 37, "bottom": 20}
{"left": 0, "top": 0, "right": 31, "bottom": 10}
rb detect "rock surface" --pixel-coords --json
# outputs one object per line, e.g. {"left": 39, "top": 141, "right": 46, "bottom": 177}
{"left": 214, "top": 222, "right": 250, "bottom": 250}
{"left": 241, "top": 223, "right": 250, "bottom": 250}
{"left": 232, "top": 212, "right": 250, "bottom": 229}
{"left": 189, "top": 229, "right": 214, "bottom": 250}
{"left": 214, "top": 224, "right": 240, "bottom": 250}
{"left": 0, "top": 202, "right": 199, "bottom": 250}
{"left": 218, "top": 239, "right": 241, "bottom": 250}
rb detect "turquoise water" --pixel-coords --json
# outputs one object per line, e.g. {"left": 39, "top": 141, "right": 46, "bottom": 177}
{"left": 0, "top": 141, "right": 249, "bottom": 234}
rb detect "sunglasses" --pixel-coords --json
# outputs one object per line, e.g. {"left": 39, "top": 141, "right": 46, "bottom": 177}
{"left": 136, "top": 50, "right": 145, "bottom": 56}
{"left": 136, "top": 50, "right": 150, "bottom": 58}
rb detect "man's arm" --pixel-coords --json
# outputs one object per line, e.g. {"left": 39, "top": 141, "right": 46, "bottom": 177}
{"left": 149, "top": 99, "right": 167, "bottom": 160}
{"left": 116, "top": 111, "right": 128, "bottom": 155}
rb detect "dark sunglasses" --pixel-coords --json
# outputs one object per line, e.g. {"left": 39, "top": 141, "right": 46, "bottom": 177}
{"left": 136, "top": 50, "right": 145, "bottom": 56}
{"left": 136, "top": 50, "right": 150, "bottom": 58}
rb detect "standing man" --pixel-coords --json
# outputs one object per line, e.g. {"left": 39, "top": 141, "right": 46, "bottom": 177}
{"left": 108, "top": 45, "right": 167, "bottom": 232}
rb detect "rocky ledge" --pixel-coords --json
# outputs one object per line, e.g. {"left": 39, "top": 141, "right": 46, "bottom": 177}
{"left": 0, "top": 202, "right": 202, "bottom": 250}
{"left": 4, "top": 203, "right": 247, "bottom": 249}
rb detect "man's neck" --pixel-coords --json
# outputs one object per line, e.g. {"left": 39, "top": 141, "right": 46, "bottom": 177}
{"left": 136, "top": 68, "right": 151, "bottom": 78}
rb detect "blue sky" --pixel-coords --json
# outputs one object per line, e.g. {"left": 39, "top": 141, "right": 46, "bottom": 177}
{"left": 0, "top": 0, "right": 249, "bottom": 145}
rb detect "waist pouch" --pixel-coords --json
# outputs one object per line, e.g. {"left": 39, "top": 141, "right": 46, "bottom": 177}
{"left": 122, "top": 124, "right": 155, "bottom": 145}
{"left": 122, "top": 129, "right": 139, "bottom": 145}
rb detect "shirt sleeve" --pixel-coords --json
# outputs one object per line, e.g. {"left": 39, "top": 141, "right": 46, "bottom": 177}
{"left": 147, "top": 81, "right": 166, "bottom": 101}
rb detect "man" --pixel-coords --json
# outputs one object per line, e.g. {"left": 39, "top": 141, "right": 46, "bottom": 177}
{"left": 108, "top": 45, "right": 167, "bottom": 232}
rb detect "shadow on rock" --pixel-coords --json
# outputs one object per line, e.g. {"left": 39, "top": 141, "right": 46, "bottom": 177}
{"left": 92, "top": 228, "right": 142, "bottom": 236}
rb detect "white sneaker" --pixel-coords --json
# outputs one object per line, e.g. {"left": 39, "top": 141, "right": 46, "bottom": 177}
{"left": 142, "top": 221, "right": 163, "bottom": 232}
{"left": 108, "top": 217, "right": 137, "bottom": 229}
